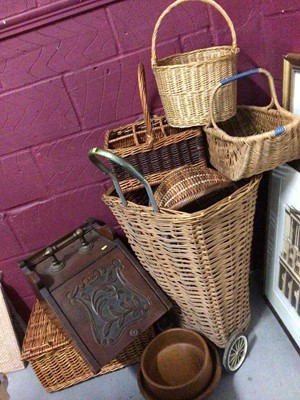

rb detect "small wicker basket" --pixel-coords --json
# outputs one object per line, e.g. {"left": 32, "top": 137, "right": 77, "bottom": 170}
{"left": 22, "top": 301, "right": 155, "bottom": 393}
{"left": 151, "top": 0, "right": 239, "bottom": 128}
{"left": 104, "top": 63, "right": 205, "bottom": 184}
{"left": 204, "top": 68, "right": 300, "bottom": 181}
{"left": 153, "top": 161, "right": 234, "bottom": 211}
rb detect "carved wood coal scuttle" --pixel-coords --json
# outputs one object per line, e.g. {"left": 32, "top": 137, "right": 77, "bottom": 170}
{"left": 19, "top": 218, "right": 172, "bottom": 373}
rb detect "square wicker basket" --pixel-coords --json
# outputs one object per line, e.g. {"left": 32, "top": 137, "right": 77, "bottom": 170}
{"left": 21, "top": 301, "right": 155, "bottom": 393}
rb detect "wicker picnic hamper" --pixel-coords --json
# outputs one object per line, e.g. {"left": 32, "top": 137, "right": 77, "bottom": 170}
{"left": 88, "top": 148, "right": 261, "bottom": 349}
{"left": 151, "top": 0, "right": 239, "bottom": 128}
{"left": 204, "top": 68, "right": 300, "bottom": 181}
{"left": 104, "top": 64, "right": 205, "bottom": 184}
{"left": 22, "top": 301, "right": 155, "bottom": 393}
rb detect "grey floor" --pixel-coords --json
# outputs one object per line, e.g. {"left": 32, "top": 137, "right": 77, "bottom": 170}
{"left": 5, "top": 272, "right": 300, "bottom": 400}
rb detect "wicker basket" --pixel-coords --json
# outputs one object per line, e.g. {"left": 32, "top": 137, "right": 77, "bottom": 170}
{"left": 22, "top": 301, "right": 155, "bottom": 393}
{"left": 88, "top": 149, "right": 261, "bottom": 348}
{"left": 204, "top": 68, "right": 300, "bottom": 181}
{"left": 151, "top": 0, "right": 239, "bottom": 128}
{"left": 104, "top": 63, "right": 205, "bottom": 184}
{"left": 153, "top": 161, "right": 234, "bottom": 211}
{"left": 0, "top": 277, "right": 24, "bottom": 373}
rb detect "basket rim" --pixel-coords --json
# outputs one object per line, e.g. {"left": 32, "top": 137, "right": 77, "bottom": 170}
{"left": 104, "top": 118, "right": 149, "bottom": 151}
{"left": 205, "top": 105, "right": 300, "bottom": 143}
{"left": 105, "top": 128, "right": 201, "bottom": 156}
{"left": 103, "top": 175, "right": 261, "bottom": 221}
{"left": 152, "top": 45, "right": 239, "bottom": 70}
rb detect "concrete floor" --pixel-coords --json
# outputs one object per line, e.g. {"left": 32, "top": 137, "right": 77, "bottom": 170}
{"left": 5, "top": 273, "right": 300, "bottom": 400}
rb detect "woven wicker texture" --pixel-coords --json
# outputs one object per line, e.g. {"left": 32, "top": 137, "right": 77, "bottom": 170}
{"left": 104, "top": 64, "right": 206, "bottom": 183}
{"left": 154, "top": 161, "right": 234, "bottom": 211}
{"left": 205, "top": 68, "right": 300, "bottom": 181}
{"left": 151, "top": 0, "right": 239, "bottom": 127}
{"left": 102, "top": 174, "right": 261, "bottom": 348}
{"left": 0, "top": 282, "right": 24, "bottom": 373}
{"left": 22, "top": 301, "right": 155, "bottom": 393}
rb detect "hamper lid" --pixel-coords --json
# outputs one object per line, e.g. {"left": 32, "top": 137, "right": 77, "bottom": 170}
{"left": 21, "top": 301, "right": 70, "bottom": 360}
{"left": 19, "top": 219, "right": 172, "bottom": 373}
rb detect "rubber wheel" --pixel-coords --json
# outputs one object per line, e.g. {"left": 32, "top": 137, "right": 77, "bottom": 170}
{"left": 223, "top": 333, "right": 248, "bottom": 373}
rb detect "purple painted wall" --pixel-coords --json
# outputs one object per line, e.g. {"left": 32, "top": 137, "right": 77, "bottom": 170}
{"left": 1, "top": 0, "right": 300, "bottom": 321}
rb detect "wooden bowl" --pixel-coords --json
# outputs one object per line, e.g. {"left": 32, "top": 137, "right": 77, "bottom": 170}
{"left": 138, "top": 339, "right": 221, "bottom": 400}
{"left": 140, "top": 328, "right": 213, "bottom": 400}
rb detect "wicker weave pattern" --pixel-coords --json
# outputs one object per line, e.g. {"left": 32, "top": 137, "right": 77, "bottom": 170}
{"left": 0, "top": 283, "right": 24, "bottom": 373}
{"left": 105, "top": 117, "right": 205, "bottom": 184}
{"left": 103, "top": 176, "right": 261, "bottom": 348}
{"left": 205, "top": 68, "right": 300, "bottom": 181}
{"left": 22, "top": 301, "right": 155, "bottom": 392}
{"left": 151, "top": 0, "right": 239, "bottom": 127}
{"left": 153, "top": 162, "right": 233, "bottom": 210}
{"left": 104, "top": 64, "right": 205, "bottom": 183}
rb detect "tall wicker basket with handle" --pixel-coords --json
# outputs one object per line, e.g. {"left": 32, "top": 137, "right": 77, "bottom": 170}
{"left": 104, "top": 63, "right": 205, "bottom": 185}
{"left": 204, "top": 68, "right": 300, "bottom": 181}
{"left": 88, "top": 149, "right": 261, "bottom": 350}
{"left": 151, "top": 0, "right": 239, "bottom": 128}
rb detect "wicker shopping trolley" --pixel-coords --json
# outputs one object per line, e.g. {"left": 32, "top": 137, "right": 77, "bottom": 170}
{"left": 88, "top": 148, "right": 261, "bottom": 373}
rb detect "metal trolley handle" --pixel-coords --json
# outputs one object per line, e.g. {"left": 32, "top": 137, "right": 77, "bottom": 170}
{"left": 88, "top": 148, "right": 159, "bottom": 212}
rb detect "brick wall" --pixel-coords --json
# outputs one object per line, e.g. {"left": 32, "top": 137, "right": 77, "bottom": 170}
{"left": 1, "top": 0, "right": 300, "bottom": 320}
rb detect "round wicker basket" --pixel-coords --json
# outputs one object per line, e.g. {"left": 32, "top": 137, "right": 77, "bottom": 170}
{"left": 151, "top": 0, "right": 239, "bottom": 127}
{"left": 153, "top": 162, "right": 234, "bottom": 211}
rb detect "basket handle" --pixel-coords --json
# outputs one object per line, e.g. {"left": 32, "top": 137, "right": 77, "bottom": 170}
{"left": 137, "top": 63, "right": 153, "bottom": 146}
{"left": 151, "top": 0, "right": 237, "bottom": 67}
{"left": 88, "top": 148, "right": 159, "bottom": 212}
{"left": 208, "top": 67, "right": 284, "bottom": 134}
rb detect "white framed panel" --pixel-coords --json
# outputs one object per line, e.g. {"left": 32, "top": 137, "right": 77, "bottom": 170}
{"left": 265, "top": 164, "right": 300, "bottom": 348}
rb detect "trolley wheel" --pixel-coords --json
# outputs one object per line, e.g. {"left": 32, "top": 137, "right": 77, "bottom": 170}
{"left": 222, "top": 332, "right": 248, "bottom": 373}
